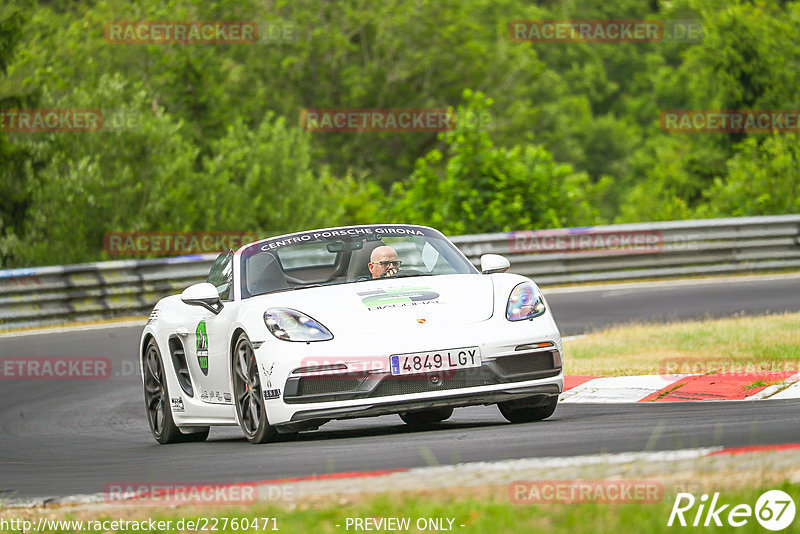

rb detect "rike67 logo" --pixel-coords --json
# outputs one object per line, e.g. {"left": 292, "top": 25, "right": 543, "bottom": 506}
{"left": 668, "top": 490, "right": 796, "bottom": 531}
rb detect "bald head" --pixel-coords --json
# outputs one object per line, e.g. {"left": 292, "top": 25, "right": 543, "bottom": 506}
{"left": 370, "top": 246, "right": 397, "bottom": 263}
{"left": 368, "top": 246, "right": 399, "bottom": 279}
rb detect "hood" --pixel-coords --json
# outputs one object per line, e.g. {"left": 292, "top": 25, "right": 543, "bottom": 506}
{"left": 245, "top": 274, "right": 495, "bottom": 334}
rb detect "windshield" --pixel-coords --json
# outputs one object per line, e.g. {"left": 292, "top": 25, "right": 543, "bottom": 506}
{"left": 239, "top": 225, "right": 476, "bottom": 298}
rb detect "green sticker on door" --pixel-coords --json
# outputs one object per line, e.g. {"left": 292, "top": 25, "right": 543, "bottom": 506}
{"left": 196, "top": 319, "right": 209, "bottom": 375}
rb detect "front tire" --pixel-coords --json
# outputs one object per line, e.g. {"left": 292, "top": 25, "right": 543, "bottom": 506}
{"left": 498, "top": 396, "right": 558, "bottom": 423}
{"left": 143, "top": 339, "right": 208, "bottom": 444}
{"left": 399, "top": 407, "right": 454, "bottom": 427}
{"left": 232, "top": 333, "right": 278, "bottom": 444}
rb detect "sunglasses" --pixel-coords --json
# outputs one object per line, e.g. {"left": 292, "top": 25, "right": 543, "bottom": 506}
{"left": 370, "top": 260, "right": 402, "bottom": 268}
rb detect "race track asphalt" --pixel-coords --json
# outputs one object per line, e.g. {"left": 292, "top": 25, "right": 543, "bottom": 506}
{"left": 545, "top": 274, "right": 800, "bottom": 336}
{"left": 1, "top": 275, "right": 799, "bottom": 500}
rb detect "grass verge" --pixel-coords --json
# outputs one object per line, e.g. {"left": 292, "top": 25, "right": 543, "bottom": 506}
{"left": 565, "top": 311, "right": 800, "bottom": 376}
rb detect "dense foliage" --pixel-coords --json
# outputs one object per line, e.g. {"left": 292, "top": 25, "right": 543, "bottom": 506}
{"left": 0, "top": 0, "right": 798, "bottom": 266}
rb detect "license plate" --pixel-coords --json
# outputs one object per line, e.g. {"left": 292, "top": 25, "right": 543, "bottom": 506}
{"left": 390, "top": 347, "right": 481, "bottom": 376}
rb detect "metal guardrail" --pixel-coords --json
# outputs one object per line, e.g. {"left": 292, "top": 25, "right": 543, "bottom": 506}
{"left": 1, "top": 215, "right": 798, "bottom": 330}
{"left": 0, "top": 255, "right": 217, "bottom": 330}
{"left": 452, "top": 215, "right": 800, "bottom": 284}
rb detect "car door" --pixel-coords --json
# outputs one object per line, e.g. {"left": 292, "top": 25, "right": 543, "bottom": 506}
{"left": 186, "top": 250, "right": 236, "bottom": 405}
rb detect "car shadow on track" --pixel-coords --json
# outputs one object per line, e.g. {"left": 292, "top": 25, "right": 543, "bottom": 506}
{"left": 298, "top": 420, "right": 513, "bottom": 441}
{"left": 205, "top": 418, "right": 514, "bottom": 444}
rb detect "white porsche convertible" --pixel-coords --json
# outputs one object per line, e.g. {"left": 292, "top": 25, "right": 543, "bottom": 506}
{"left": 140, "top": 224, "right": 563, "bottom": 444}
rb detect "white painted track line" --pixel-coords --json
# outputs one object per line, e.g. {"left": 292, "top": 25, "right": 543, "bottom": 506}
{"left": 560, "top": 375, "right": 690, "bottom": 403}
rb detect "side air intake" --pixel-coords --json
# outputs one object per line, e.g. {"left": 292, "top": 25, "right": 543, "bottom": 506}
{"left": 168, "top": 337, "right": 194, "bottom": 397}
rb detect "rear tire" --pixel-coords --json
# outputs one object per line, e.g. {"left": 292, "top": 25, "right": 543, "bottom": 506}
{"left": 232, "top": 332, "right": 279, "bottom": 444}
{"left": 498, "top": 396, "right": 558, "bottom": 423}
{"left": 399, "top": 407, "right": 454, "bottom": 427}
{"left": 143, "top": 339, "right": 208, "bottom": 444}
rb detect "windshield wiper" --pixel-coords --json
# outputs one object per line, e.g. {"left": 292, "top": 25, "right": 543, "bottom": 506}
{"left": 268, "top": 284, "right": 323, "bottom": 294}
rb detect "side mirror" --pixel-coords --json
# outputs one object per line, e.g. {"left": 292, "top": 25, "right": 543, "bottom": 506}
{"left": 480, "top": 254, "right": 510, "bottom": 274}
{"left": 181, "top": 282, "right": 224, "bottom": 314}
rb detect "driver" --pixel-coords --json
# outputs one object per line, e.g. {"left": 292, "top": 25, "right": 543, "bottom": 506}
{"left": 368, "top": 246, "right": 402, "bottom": 279}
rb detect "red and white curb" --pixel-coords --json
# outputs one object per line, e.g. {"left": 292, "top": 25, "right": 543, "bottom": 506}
{"left": 561, "top": 371, "right": 800, "bottom": 403}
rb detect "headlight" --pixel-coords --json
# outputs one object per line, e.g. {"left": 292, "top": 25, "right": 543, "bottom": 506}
{"left": 506, "top": 282, "right": 546, "bottom": 321}
{"left": 263, "top": 308, "right": 333, "bottom": 342}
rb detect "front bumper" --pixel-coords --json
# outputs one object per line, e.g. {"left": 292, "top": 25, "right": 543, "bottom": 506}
{"left": 255, "top": 313, "right": 563, "bottom": 429}
{"left": 283, "top": 349, "right": 560, "bottom": 404}
{"left": 273, "top": 348, "right": 562, "bottom": 432}
{"left": 279, "top": 382, "right": 560, "bottom": 432}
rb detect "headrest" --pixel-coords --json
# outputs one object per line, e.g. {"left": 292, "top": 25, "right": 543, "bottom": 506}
{"left": 346, "top": 240, "right": 385, "bottom": 280}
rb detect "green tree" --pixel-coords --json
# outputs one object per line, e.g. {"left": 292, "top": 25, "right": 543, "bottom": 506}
{"left": 3, "top": 0, "right": 800, "bottom": 267}
{"left": 0, "top": 8, "right": 38, "bottom": 265}
{"left": 8, "top": 75, "right": 200, "bottom": 265}
{"left": 390, "top": 92, "right": 609, "bottom": 234}
{"left": 618, "top": 0, "right": 800, "bottom": 221}
{"left": 697, "top": 135, "right": 800, "bottom": 217}
{"left": 199, "top": 111, "right": 380, "bottom": 235}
